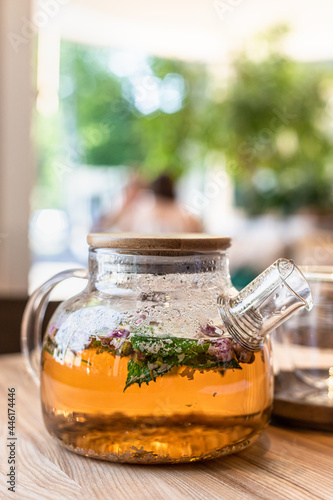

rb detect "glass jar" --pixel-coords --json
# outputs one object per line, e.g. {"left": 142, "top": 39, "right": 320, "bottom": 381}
{"left": 21, "top": 234, "right": 311, "bottom": 463}
{"left": 274, "top": 266, "right": 333, "bottom": 419}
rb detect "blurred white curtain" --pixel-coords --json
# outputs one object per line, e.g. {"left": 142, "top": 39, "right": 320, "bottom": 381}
{"left": 0, "top": 0, "right": 33, "bottom": 296}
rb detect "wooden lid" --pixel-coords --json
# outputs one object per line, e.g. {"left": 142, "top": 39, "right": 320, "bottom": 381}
{"left": 87, "top": 233, "right": 231, "bottom": 252}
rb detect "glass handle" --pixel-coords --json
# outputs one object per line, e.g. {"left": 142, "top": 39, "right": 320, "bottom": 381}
{"left": 21, "top": 269, "right": 88, "bottom": 384}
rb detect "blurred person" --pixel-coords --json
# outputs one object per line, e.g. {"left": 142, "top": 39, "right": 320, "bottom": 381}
{"left": 92, "top": 172, "right": 145, "bottom": 231}
{"left": 94, "top": 173, "right": 203, "bottom": 233}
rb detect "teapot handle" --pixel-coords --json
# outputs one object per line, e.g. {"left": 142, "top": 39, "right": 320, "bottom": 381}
{"left": 21, "top": 269, "right": 88, "bottom": 384}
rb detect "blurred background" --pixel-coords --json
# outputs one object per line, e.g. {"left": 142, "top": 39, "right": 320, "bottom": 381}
{"left": 1, "top": 0, "right": 333, "bottom": 352}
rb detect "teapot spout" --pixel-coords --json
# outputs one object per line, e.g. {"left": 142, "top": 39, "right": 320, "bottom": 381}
{"left": 218, "top": 258, "right": 313, "bottom": 351}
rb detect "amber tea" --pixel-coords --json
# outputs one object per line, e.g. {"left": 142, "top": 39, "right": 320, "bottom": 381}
{"left": 41, "top": 329, "right": 272, "bottom": 463}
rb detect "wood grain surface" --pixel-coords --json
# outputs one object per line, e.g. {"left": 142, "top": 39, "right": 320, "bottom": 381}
{"left": 1, "top": 354, "right": 332, "bottom": 500}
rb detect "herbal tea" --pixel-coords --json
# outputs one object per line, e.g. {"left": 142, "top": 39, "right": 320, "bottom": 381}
{"left": 21, "top": 236, "right": 312, "bottom": 463}
{"left": 41, "top": 329, "right": 272, "bottom": 463}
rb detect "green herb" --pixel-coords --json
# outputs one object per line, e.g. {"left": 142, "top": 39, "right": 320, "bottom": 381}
{"left": 124, "top": 335, "right": 241, "bottom": 391}
{"left": 131, "top": 334, "right": 210, "bottom": 357}
{"left": 124, "top": 359, "right": 154, "bottom": 390}
{"left": 42, "top": 330, "right": 243, "bottom": 391}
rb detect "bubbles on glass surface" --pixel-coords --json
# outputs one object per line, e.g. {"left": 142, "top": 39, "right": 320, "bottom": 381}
{"left": 54, "top": 306, "right": 123, "bottom": 351}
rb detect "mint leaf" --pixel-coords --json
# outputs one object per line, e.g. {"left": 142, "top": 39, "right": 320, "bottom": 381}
{"left": 124, "top": 354, "right": 181, "bottom": 391}
{"left": 124, "top": 335, "right": 242, "bottom": 390}
{"left": 124, "top": 359, "right": 153, "bottom": 390}
{"left": 131, "top": 334, "right": 210, "bottom": 357}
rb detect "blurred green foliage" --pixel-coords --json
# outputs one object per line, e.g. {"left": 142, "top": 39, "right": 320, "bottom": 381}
{"left": 207, "top": 26, "right": 333, "bottom": 214}
{"left": 59, "top": 44, "right": 209, "bottom": 180}
{"left": 35, "top": 26, "right": 333, "bottom": 213}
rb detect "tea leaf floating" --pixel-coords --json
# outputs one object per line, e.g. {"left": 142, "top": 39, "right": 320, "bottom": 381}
{"left": 124, "top": 335, "right": 242, "bottom": 391}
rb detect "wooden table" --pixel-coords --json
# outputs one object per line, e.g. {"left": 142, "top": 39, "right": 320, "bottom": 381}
{"left": 1, "top": 354, "right": 332, "bottom": 500}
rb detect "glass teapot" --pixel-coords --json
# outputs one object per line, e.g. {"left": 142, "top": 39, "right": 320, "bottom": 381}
{"left": 21, "top": 233, "right": 312, "bottom": 464}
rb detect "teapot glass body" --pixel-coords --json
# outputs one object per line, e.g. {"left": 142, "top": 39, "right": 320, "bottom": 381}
{"left": 36, "top": 245, "right": 273, "bottom": 463}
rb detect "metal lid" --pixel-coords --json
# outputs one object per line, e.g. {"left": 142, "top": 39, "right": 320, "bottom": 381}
{"left": 87, "top": 233, "right": 231, "bottom": 252}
